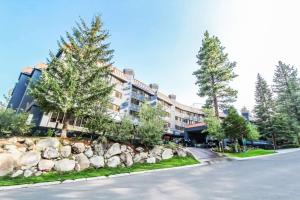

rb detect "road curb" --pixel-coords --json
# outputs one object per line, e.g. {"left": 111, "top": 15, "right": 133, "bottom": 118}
{"left": 0, "top": 163, "right": 206, "bottom": 191}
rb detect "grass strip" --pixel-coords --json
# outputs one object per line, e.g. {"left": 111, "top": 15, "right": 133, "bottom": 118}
{"left": 0, "top": 156, "right": 199, "bottom": 187}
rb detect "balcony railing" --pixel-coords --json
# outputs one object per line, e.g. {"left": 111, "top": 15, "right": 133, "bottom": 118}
{"left": 131, "top": 92, "right": 146, "bottom": 102}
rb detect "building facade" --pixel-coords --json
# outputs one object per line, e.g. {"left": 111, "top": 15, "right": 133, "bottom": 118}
{"left": 9, "top": 63, "right": 205, "bottom": 135}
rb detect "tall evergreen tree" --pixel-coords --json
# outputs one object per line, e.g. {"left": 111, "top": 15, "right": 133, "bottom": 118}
{"left": 254, "top": 73, "right": 275, "bottom": 146}
{"left": 30, "top": 16, "right": 114, "bottom": 137}
{"left": 193, "top": 31, "right": 237, "bottom": 117}
{"left": 273, "top": 61, "right": 300, "bottom": 144}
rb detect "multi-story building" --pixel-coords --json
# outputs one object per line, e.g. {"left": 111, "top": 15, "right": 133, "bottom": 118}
{"left": 9, "top": 63, "right": 205, "bottom": 136}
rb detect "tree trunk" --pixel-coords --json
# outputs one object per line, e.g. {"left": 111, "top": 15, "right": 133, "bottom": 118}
{"left": 61, "top": 113, "right": 70, "bottom": 138}
{"left": 271, "top": 133, "right": 277, "bottom": 151}
{"left": 213, "top": 94, "right": 219, "bottom": 117}
{"left": 234, "top": 139, "right": 239, "bottom": 153}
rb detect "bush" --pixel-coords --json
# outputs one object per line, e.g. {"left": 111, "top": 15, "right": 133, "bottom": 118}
{"left": 136, "top": 104, "right": 165, "bottom": 147}
{"left": 0, "top": 108, "right": 32, "bottom": 136}
{"left": 105, "top": 116, "right": 135, "bottom": 143}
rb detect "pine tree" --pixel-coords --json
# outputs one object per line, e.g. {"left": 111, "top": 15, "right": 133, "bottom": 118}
{"left": 193, "top": 31, "right": 237, "bottom": 117}
{"left": 30, "top": 16, "right": 114, "bottom": 137}
{"left": 253, "top": 73, "right": 275, "bottom": 146}
{"left": 273, "top": 61, "right": 300, "bottom": 144}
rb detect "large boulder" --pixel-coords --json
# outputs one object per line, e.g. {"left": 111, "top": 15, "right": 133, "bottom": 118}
{"left": 162, "top": 148, "right": 173, "bottom": 160}
{"left": 133, "top": 152, "right": 148, "bottom": 163}
{"left": 75, "top": 153, "right": 90, "bottom": 171}
{"left": 60, "top": 145, "right": 71, "bottom": 158}
{"left": 0, "top": 153, "right": 15, "bottom": 176}
{"left": 120, "top": 145, "right": 127, "bottom": 152}
{"left": 105, "top": 143, "right": 121, "bottom": 158}
{"left": 89, "top": 156, "right": 105, "bottom": 168}
{"left": 42, "top": 147, "right": 59, "bottom": 159}
{"left": 19, "top": 151, "right": 41, "bottom": 169}
{"left": 3, "top": 144, "right": 17, "bottom": 151}
{"left": 38, "top": 159, "right": 54, "bottom": 171}
{"left": 72, "top": 143, "right": 86, "bottom": 154}
{"left": 149, "top": 146, "right": 163, "bottom": 157}
{"left": 6, "top": 148, "right": 23, "bottom": 161}
{"left": 24, "top": 138, "right": 34, "bottom": 147}
{"left": 106, "top": 156, "right": 121, "bottom": 168}
{"left": 93, "top": 143, "right": 105, "bottom": 156}
{"left": 36, "top": 138, "right": 60, "bottom": 151}
{"left": 124, "top": 152, "right": 133, "bottom": 167}
{"left": 54, "top": 159, "right": 75, "bottom": 172}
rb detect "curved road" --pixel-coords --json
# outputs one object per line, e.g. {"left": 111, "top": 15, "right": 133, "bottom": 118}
{"left": 1, "top": 151, "right": 300, "bottom": 200}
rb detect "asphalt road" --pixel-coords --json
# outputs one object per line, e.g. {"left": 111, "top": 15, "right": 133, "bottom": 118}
{"left": 1, "top": 151, "right": 300, "bottom": 200}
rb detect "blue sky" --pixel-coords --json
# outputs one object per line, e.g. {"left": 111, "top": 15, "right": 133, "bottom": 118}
{"left": 1, "top": 0, "right": 300, "bottom": 111}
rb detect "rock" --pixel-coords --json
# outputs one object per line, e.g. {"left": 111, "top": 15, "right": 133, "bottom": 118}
{"left": 24, "top": 169, "right": 33, "bottom": 177}
{"left": 124, "top": 152, "right": 133, "bottom": 167}
{"left": 8, "top": 137, "right": 18, "bottom": 144}
{"left": 19, "top": 151, "right": 41, "bottom": 169}
{"left": 136, "top": 147, "right": 144, "bottom": 152}
{"left": 162, "top": 148, "right": 173, "bottom": 160}
{"left": 146, "top": 157, "right": 156, "bottom": 164}
{"left": 84, "top": 147, "right": 93, "bottom": 158}
{"left": 176, "top": 148, "right": 187, "bottom": 157}
{"left": 36, "top": 138, "right": 60, "bottom": 151}
{"left": 93, "top": 143, "right": 105, "bottom": 156}
{"left": 105, "top": 143, "right": 121, "bottom": 158}
{"left": 34, "top": 171, "right": 42, "bottom": 176}
{"left": 75, "top": 153, "right": 90, "bottom": 171}
{"left": 24, "top": 138, "right": 34, "bottom": 146}
{"left": 6, "top": 148, "right": 23, "bottom": 161}
{"left": 18, "top": 147, "right": 27, "bottom": 153}
{"left": 149, "top": 146, "right": 163, "bottom": 157}
{"left": 89, "top": 156, "right": 105, "bottom": 168}
{"left": 54, "top": 159, "right": 75, "bottom": 172}
{"left": 11, "top": 170, "right": 23, "bottom": 178}
{"left": 17, "top": 137, "right": 26, "bottom": 143}
{"left": 133, "top": 152, "right": 147, "bottom": 163}
{"left": 42, "top": 147, "right": 59, "bottom": 159}
{"left": 127, "top": 146, "right": 134, "bottom": 153}
{"left": 60, "top": 145, "right": 71, "bottom": 158}
{"left": 62, "top": 139, "right": 70, "bottom": 146}
{"left": 3, "top": 144, "right": 17, "bottom": 151}
{"left": 72, "top": 143, "right": 85, "bottom": 154}
{"left": 120, "top": 145, "right": 127, "bottom": 152}
{"left": 106, "top": 156, "right": 121, "bottom": 168}
{"left": 38, "top": 159, "right": 54, "bottom": 171}
{"left": 0, "top": 153, "right": 15, "bottom": 176}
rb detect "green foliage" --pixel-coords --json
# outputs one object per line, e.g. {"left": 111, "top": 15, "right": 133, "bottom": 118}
{"left": 246, "top": 123, "right": 260, "bottom": 141}
{"left": 136, "top": 104, "right": 166, "bottom": 147}
{"left": 29, "top": 16, "right": 114, "bottom": 136}
{"left": 254, "top": 73, "right": 274, "bottom": 138}
{"left": 222, "top": 107, "right": 248, "bottom": 141}
{"left": 193, "top": 31, "right": 237, "bottom": 115}
{"left": 272, "top": 61, "right": 300, "bottom": 144}
{"left": 0, "top": 108, "right": 31, "bottom": 136}
{"left": 203, "top": 108, "right": 224, "bottom": 140}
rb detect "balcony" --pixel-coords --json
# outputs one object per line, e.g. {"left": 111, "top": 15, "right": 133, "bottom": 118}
{"left": 131, "top": 92, "right": 146, "bottom": 102}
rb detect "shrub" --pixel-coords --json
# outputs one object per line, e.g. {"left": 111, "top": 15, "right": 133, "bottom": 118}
{"left": 0, "top": 108, "right": 32, "bottom": 136}
{"left": 280, "top": 144, "right": 300, "bottom": 149}
{"left": 136, "top": 104, "right": 165, "bottom": 147}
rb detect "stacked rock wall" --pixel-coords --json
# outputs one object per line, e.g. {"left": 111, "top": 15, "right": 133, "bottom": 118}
{"left": 0, "top": 137, "right": 189, "bottom": 177}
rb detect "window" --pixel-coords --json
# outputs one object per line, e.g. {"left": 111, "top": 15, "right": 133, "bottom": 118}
{"left": 50, "top": 112, "right": 58, "bottom": 122}
{"left": 114, "top": 90, "right": 122, "bottom": 99}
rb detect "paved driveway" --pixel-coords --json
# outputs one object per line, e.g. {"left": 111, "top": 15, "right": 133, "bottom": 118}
{"left": 1, "top": 151, "right": 300, "bottom": 200}
{"left": 187, "top": 147, "right": 220, "bottom": 160}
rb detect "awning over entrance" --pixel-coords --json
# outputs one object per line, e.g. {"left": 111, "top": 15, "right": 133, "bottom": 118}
{"left": 184, "top": 122, "right": 208, "bottom": 144}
